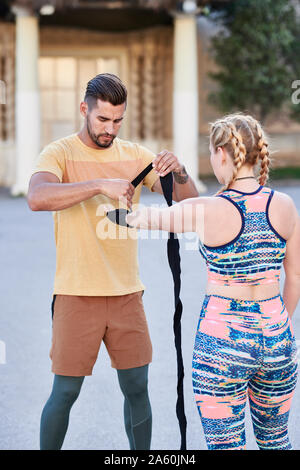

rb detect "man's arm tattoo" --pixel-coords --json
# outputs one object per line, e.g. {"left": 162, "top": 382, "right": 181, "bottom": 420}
{"left": 173, "top": 165, "right": 189, "bottom": 184}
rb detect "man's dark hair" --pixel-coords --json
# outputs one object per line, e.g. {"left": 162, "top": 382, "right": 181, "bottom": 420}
{"left": 84, "top": 73, "right": 127, "bottom": 109}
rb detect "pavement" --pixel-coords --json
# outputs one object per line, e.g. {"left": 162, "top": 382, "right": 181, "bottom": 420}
{"left": 0, "top": 179, "right": 300, "bottom": 450}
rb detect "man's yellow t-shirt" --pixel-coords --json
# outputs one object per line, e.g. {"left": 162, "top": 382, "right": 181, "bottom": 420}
{"left": 31, "top": 134, "right": 159, "bottom": 296}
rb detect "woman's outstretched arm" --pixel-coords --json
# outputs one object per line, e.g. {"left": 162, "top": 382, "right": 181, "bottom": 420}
{"left": 126, "top": 197, "right": 209, "bottom": 238}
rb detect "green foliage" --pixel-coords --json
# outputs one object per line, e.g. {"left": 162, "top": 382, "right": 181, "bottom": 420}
{"left": 208, "top": 0, "right": 300, "bottom": 123}
{"left": 288, "top": 13, "right": 300, "bottom": 122}
{"left": 202, "top": 166, "right": 300, "bottom": 181}
{"left": 269, "top": 166, "right": 300, "bottom": 180}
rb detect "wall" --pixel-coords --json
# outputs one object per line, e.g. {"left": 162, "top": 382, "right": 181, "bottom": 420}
{"left": 0, "top": 22, "right": 15, "bottom": 186}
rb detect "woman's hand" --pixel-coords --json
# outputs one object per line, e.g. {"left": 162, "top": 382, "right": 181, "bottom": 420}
{"left": 126, "top": 207, "right": 160, "bottom": 230}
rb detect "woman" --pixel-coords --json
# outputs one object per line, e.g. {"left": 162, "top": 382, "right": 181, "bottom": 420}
{"left": 126, "top": 113, "right": 300, "bottom": 450}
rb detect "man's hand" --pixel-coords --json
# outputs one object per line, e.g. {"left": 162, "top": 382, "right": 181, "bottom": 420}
{"left": 98, "top": 178, "right": 135, "bottom": 209}
{"left": 152, "top": 150, "right": 184, "bottom": 178}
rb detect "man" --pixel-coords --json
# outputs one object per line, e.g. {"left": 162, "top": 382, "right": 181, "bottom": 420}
{"left": 27, "top": 73, "right": 199, "bottom": 450}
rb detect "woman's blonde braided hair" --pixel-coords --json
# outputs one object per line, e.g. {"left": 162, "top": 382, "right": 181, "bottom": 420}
{"left": 210, "top": 113, "right": 270, "bottom": 195}
{"left": 244, "top": 114, "right": 271, "bottom": 187}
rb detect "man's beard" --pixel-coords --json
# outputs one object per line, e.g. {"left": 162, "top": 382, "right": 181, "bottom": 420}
{"left": 86, "top": 116, "right": 116, "bottom": 148}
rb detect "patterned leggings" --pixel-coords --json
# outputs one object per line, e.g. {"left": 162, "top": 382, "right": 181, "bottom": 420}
{"left": 192, "top": 294, "right": 298, "bottom": 450}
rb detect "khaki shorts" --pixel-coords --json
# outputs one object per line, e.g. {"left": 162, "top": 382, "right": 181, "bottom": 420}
{"left": 50, "top": 291, "right": 152, "bottom": 376}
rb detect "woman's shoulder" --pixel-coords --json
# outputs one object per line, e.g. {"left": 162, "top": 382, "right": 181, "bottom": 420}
{"left": 267, "top": 188, "right": 299, "bottom": 240}
{"left": 269, "top": 188, "right": 297, "bottom": 213}
{"left": 178, "top": 195, "right": 227, "bottom": 218}
{"left": 194, "top": 194, "right": 240, "bottom": 224}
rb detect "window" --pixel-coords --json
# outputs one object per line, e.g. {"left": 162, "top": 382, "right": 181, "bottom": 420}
{"left": 39, "top": 55, "right": 120, "bottom": 146}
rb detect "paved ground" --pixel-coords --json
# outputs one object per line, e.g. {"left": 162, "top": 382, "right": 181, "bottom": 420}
{"left": 0, "top": 179, "right": 300, "bottom": 450}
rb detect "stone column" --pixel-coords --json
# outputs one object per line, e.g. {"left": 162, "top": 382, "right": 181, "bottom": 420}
{"left": 11, "top": 5, "right": 40, "bottom": 196}
{"left": 129, "top": 40, "right": 143, "bottom": 142}
{"left": 173, "top": 12, "right": 206, "bottom": 192}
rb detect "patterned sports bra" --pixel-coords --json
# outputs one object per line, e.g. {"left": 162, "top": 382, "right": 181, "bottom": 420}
{"left": 199, "top": 185, "right": 287, "bottom": 286}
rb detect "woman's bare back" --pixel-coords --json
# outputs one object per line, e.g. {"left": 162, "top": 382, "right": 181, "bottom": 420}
{"left": 203, "top": 189, "right": 297, "bottom": 300}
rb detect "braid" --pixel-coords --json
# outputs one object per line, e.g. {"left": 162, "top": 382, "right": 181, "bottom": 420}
{"left": 244, "top": 115, "right": 270, "bottom": 186}
{"left": 255, "top": 122, "right": 270, "bottom": 186}
{"left": 215, "top": 121, "right": 247, "bottom": 195}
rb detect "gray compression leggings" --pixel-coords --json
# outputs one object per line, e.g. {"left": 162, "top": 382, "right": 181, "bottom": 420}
{"left": 40, "top": 365, "right": 152, "bottom": 450}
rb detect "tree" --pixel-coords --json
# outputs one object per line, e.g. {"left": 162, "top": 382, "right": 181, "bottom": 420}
{"left": 208, "top": 0, "right": 300, "bottom": 123}
{"left": 288, "top": 5, "right": 300, "bottom": 122}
